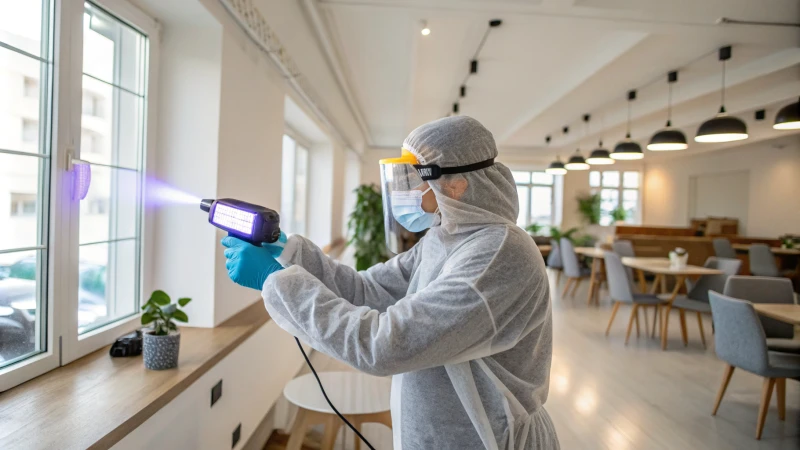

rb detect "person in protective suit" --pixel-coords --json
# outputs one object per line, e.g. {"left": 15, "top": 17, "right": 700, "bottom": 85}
{"left": 222, "top": 116, "right": 560, "bottom": 449}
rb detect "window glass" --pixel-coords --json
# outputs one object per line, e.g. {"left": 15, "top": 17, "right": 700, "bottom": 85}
{"left": 293, "top": 145, "right": 309, "bottom": 236}
{"left": 589, "top": 171, "right": 600, "bottom": 188}
{"left": 77, "top": 2, "right": 147, "bottom": 334}
{"left": 599, "top": 189, "right": 619, "bottom": 226}
{"left": 623, "top": 189, "right": 639, "bottom": 220}
{"left": 512, "top": 171, "right": 531, "bottom": 184}
{"left": 602, "top": 171, "right": 620, "bottom": 188}
{"left": 530, "top": 186, "right": 553, "bottom": 225}
{"left": 531, "top": 172, "right": 553, "bottom": 186}
{"left": 0, "top": 0, "right": 52, "bottom": 367}
{"left": 280, "top": 135, "right": 297, "bottom": 234}
{"left": 623, "top": 171, "right": 640, "bottom": 188}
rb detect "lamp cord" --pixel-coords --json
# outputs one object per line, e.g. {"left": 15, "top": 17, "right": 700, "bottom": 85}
{"left": 294, "top": 337, "right": 377, "bottom": 450}
{"left": 721, "top": 60, "right": 727, "bottom": 110}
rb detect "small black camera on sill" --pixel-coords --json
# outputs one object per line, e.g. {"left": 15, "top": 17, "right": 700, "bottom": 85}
{"left": 109, "top": 330, "right": 143, "bottom": 357}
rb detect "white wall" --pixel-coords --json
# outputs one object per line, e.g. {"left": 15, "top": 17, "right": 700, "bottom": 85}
{"left": 643, "top": 135, "right": 800, "bottom": 237}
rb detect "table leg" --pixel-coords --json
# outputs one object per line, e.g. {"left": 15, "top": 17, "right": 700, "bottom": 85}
{"left": 286, "top": 408, "right": 312, "bottom": 450}
{"left": 660, "top": 275, "right": 668, "bottom": 294}
{"left": 637, "top": 269, "right": 647, "bottom": 293}
{"left": 351, "top": 417, "right": 362, "bottom": 450}
{"left": 661, "top": 275, "right": 686, "bottom": 350}
{"left": 587, "top": 258, "right": 599, "bottom": 305}
{"left": 649, "top": 274, "right": 661, "bottom": 294}
{"left": 320, "top": 415, "right": 341, "bottom": 450}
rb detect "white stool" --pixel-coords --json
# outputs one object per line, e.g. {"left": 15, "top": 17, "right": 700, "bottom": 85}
{"left": 283, "top": 371, "right": 392, "bottom": 450}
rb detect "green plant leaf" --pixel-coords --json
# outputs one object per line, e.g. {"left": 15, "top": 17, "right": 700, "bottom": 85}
{"left": 161, "top": 303, "right": 177, "bottom": 316}
{"left": 141, "top": 312, "right": 155, "bottom": 325}
{"left": 177, "top": 297, "right": 192, "bottom": 307}
{"left": 172, "top": 309, "right": 188, "bottom": 322}
{"left": 168, "top": 322, "right": 178, "bottom": 331}
{"left": 150, "top": 290, "right": 170, "bottom": 305}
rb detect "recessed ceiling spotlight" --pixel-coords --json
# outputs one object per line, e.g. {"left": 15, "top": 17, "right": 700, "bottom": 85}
{"left": 421, "top": 20, "right": 431, "bottom": 36}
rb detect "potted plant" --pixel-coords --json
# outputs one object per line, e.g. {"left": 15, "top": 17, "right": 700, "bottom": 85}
{"left": 549, "top": 226, "right": 578, "bottom": 244}
{"left": 525, "top": 222, "right": 543, "bottom": 236}
{"left": 347, "top": 184, "right": 389, "bottom": 271}
{"left": 576, "top": 192, "right": 601, "bottom": 225}
{"left": 141, "top": 290, "right": 191, "bottom": 370}
{"left": 611, "top": 205, "right": 627, "bottom": 224}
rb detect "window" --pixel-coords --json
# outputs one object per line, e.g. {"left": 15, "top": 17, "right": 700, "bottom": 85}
{"left": 589, "top": 170, "right": 641, "bottom": 225}
{"left": 513, "top": 170, "right": 556, "bottom": 229}
{"left": 281, "top": 134, "right": 309, "bottom": 235}
{"left": 0, "top": 0, "right": 155, "bottom": 389}
{"left": 0, "top": 0, "right": 53, "bottom": 372}
{"left": 10, "top": 193, "right": 37, "bottom": 216}
{"left": 78, "top": 2, "right": 147, "bottom": 334}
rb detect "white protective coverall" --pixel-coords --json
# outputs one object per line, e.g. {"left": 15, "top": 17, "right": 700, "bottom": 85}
{"left": 263, "top": 116, "right": 560, "bottom": 449}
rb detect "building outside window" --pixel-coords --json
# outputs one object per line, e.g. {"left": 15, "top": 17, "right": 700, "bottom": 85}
{"left": 281, "top": 134, "right": 309, "bottom": 236}
{"left": 589, "top": 170, "right": 641, "bottom": 225}
{"left": 513, "top": 171, "right": 556, "bottom": 230}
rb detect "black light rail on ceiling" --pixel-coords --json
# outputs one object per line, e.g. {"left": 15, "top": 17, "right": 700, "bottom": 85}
{"left": 447, "top": 19, "right": 503, "bottom": 117}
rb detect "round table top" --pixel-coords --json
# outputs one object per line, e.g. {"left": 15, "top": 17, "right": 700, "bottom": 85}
{"left": 283, "top": 371, "right": 391, "bottom": 415}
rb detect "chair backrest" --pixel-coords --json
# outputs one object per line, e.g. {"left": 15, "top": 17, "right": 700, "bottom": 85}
{"left": 712, "top": 238, "right": 737, "bottom": 259}
{"left": 748, "top": 244, "right": 779, "bottom": 277}
{"left": 560, "top": 238, "right": 582, "bottom": 278}
{"left": 603, "top": 252, "right": 634, "bottom": 303}
{"left": 686, "top": 257, "right": 741, "bottom": 303}
{"left": 612, "top": 240, "right": 635, "bottom": 257}
{"left": 547, "top": 240, "right": 562, "bottom": 269}
{"left": 709, "top": 291, "right": 769, "bottom": 374}
{"left": 724, "top": 276, "right": 795, "bottom": 339}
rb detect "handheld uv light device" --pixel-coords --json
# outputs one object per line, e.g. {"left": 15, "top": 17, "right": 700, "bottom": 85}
{"left": 200, "top": 198, "right": 281, "bottom": 245}
{"left": 199, "top": 197, "right": 376, "bottom": 449}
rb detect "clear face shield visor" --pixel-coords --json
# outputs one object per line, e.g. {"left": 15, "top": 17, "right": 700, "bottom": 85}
{"left": 379, "top": 150, "right": 428, "bottom": 255}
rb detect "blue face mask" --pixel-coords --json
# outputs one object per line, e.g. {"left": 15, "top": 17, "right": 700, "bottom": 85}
{"left": 391, "top": 187, "right": 440, "bottom": 232}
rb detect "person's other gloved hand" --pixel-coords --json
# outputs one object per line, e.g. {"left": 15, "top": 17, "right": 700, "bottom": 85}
{"left": 222, "top": 234, "right": 286, "bottom": 290}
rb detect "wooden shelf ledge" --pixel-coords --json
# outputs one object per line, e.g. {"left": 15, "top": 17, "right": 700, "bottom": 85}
{"left": 0, "top": 299, "right": 270, "bottom": 450}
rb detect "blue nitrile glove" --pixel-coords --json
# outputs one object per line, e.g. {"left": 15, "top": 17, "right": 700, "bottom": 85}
{"left": 221, "top": 232, "right": 287, "bottom": 290}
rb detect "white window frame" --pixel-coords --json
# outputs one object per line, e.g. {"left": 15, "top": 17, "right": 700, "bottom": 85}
{"left": 281, "top": 127, "right": 311, "bottom": 236}
{"left": 513, "top": 170, "right": 557, "bottom": 229}
{"left": 589, "top": 169, "right": 642, "bottom": 226}
{"left": 0, "top": 0, "right": 160, "bottom": 390}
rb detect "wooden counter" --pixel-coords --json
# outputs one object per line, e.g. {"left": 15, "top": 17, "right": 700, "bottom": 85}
{"left": 0, "top": 299, "right": 270, "bottom": 449}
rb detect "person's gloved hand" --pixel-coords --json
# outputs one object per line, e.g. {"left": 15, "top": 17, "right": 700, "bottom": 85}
{"left": 221, "top": 233, "right": 287, "bottom": 290}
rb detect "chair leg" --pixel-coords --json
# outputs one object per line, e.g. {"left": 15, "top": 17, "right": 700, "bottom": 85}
{"left": 625, "top": 304, "right": 639, "bottom": 345}
{"left": 678, "top": 309, "right": 688, "bottom": 346}
{"left": 643, "top": 307, "right": 650, "bottom": 337}
{"left": 606, "top": 301, "right": 621, "bottom": 336}
{"left": 712, "top": 364, "right": 735, "bottom": 415}
{"left": 556, "top": 270, "right": 562, "bottom": 286}
{"left": 756, "top": 377, "right": 776, "bottom": 440}
{"left": 651, "top": 305, "right": 660, "bottom": 338}
{"left": 696, "top": 312, "right": 707, "bottom": 349}
{"left": 661, "top": 305, "right": 672, "bottom": 350}
{"left": 776, "top": 378, "right": 786, "bottom": 421}
{"left": 571, "top": 278, "right": 582, "bottom": 297}
{"left": 634, "top": 307, "right": 641, "bottom": 337}
{"left": 561, "top": 278, "right": 573, "bottom": 298}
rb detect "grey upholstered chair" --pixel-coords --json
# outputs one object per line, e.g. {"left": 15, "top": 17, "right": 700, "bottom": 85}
{"left": 603, "top": 252, "right": 666, "bottom": 343}
{"left": 712, "top": 238, "right": 737, "bottom": 259}
{"left": 546, "top": 240, "right": 563, "bottom": 285}
{"left": 612, "top": 239, "right": 636, "bottom": 283}
{"left": 658, "top": 257, "right": 741, "bottom": 348}
{"left": 748, "top": 244, "right": 794, "bottom": 277}
{"left": 724, "top": 276, "right": 799, "bottom": 355}
{"left": 708, "top": 291, "right": 800, "bottom": 439}
{"left": 559, "top": 238, "right": 591, "bottom": 299}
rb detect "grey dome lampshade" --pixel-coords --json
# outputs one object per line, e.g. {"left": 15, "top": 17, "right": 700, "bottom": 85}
{"left": 648, "top": 122, "right": 688, "bottom": 151}
{"left": 546, "top": 157, "right": 567, "bottom": 175}
{"left": 695, "top": 107, "right": 748, "bottom": 143}
{"left": 611, "top": 133, "right": 644, "bottom": 160}
{"left": 565, "top": 151, "right": 589, "bottom": 170}
{"left": 586, "top": 141, "right": 614, "bottom": 165}
{"left": 695, "top": 46, "right": 748, "bottom": 143}
{"left": 774, "top": 98, "right": 800, "bottom": 130}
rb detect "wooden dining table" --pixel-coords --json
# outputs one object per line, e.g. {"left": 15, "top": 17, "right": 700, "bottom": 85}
{"left": 621, "top": 257, "right": 723, "bottom": 350}
{"left": 753, "top": 304, "right": 800, "bottom": 326}
{"left": 732, "top": 243, "right": 800, "bottom": 256}
{"left": 575, "top": 247, "right": 607, "bottom": 306}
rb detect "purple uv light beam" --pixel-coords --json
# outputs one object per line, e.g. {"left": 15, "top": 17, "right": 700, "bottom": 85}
{"left": 146, "top": 177, "right": 202, "bottom": 207}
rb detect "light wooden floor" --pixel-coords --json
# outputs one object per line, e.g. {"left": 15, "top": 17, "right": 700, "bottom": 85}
{"left": 280, "top": 270, "right": 800, "bottom": 449}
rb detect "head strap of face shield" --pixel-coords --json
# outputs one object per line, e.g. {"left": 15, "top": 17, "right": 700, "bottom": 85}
{"left": 413, "top": 158, "right": 495, "bottom": 181}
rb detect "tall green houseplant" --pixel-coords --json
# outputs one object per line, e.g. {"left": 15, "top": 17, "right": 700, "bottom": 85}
{"left": 347, "top": 184, "right": 388, "bottom": 271}
{"left": 576, "top": 192, "right": 601, "bottom": 225}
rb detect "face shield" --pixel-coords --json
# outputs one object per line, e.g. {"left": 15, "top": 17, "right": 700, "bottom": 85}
{"left": 379, "top": 148, "right": 496, "bottom": 255}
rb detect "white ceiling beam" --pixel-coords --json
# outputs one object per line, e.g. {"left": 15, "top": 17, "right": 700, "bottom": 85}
{"left": 301, "top": 0, "right": 375, "bottom": 146}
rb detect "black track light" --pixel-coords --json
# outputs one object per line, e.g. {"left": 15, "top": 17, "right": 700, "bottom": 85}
{"left": 453, "top": 102, "right": 459, "bottom": 114}
{"left": 470, "top": 60, "right": 478, "bottom": 74}
{"left": 460, "top": 85, "right": 466, "bottom": 97}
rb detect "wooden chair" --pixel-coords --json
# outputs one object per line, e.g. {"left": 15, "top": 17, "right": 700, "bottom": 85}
{"left": 603, "top": 252, "right": 666, "bottom": 343}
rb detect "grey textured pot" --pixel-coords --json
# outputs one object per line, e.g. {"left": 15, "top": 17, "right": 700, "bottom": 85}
{"left": 143, "top": 331, "right": 180, "bottom": 370}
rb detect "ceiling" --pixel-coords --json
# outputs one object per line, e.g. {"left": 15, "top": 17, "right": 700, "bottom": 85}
{"left": 311, "top": 0, "right": 800, "bottom": 158}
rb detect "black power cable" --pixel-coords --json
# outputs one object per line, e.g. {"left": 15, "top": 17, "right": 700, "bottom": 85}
{"left": 294, "top": 337, "right": 377, "bottom": 450}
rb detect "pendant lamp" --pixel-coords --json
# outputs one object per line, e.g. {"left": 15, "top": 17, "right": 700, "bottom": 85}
{"left": 695, "top": 46, "right": 748, "bottom": 143}
{"left": 544, "top": 135, "right": 567, "bottom": 175}
{"left": 648, "top": 71, "right": 688, "bottom": 150}
{"left": 612, "top": 90, "right": 644, "bottom": 160}
{"left": 587, "top": 141, "right": 614, "bottom": 164}
{"left": 774, "top": 97, "right": 800, "bottom": 130}
{"left": 565, "top": 150, "right": 589, "bottom": 170}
